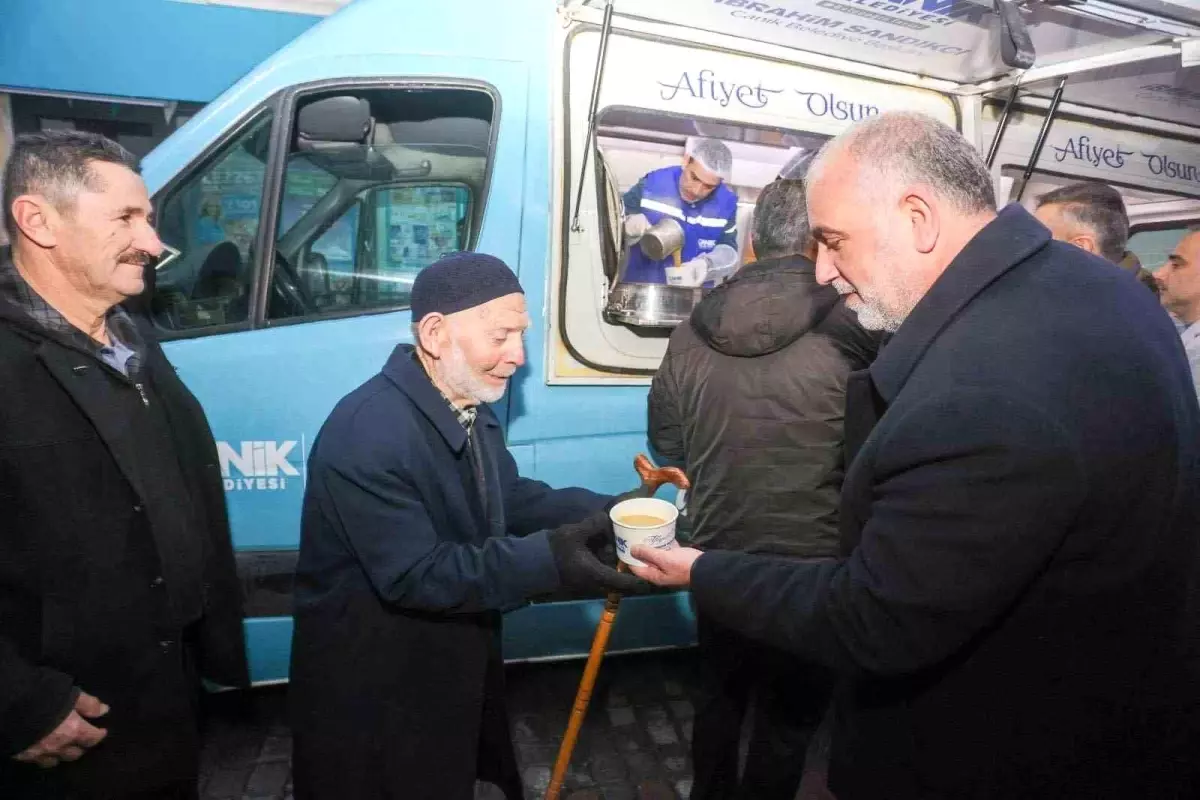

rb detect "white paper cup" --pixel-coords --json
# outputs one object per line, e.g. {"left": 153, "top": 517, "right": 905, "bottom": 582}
{"left": 609, "top": 497, "right": 679, "bottom": 567}
{"left": 663, "top": 265, "right": 688, "bottom": 286}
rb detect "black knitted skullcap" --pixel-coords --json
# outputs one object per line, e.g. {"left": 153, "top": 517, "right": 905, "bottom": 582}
{"left": 410, "top": 252, "right": 524, "bottom": 321}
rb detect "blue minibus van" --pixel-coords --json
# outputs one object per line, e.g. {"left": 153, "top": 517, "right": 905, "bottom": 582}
{"left": 138, "top": 0, "right": 1200, "bottom": 683}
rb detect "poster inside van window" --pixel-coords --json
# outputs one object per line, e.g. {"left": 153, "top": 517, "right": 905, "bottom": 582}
{"left": 383, "top": 187, "right": 466, "bottom": 282}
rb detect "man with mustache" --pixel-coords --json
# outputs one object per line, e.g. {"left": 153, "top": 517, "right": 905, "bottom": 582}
{"left": 630, "top": 112, "right": 1200, "bottom": 799}
{"left": 0, "top": 131, "right": 248, "bottom": 798}
{"left": 289, "top": 252, "right": 647, "bottom": 800}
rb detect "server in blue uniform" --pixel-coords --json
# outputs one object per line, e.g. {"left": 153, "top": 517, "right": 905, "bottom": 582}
{"left": 622, "top": 137, "right": 741, "bottom": 287}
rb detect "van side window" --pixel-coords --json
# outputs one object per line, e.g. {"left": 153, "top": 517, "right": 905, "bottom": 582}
{"left": 152, "top": 113, "right": 273, "bottom": 332}
{"left": 267, "top": 87, "right": 492, "bottom": 321}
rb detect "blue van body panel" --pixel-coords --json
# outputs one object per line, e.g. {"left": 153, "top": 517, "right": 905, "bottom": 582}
{"left": 244, "top": 618, "right": 295, "bottom": 685}
{"left": 0, "top": 0, "right": 319, "bottom": 103}
{"left": 140, "top": 0, "right": 697, "bottom": 683}
{"left": 244, "top": 589, "right": 697, "bottom": 685}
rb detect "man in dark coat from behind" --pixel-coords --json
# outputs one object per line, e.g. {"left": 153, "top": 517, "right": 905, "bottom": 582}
{"left": 1033, "top": 180, "right": 1161, "bottom": 296}
{"left": 648, "top": 179, "right": 879, "bottom": 799}
{"left": 0, "top": 132, "right": 248, "bottom": 799}
{"left": 289, "top": 253, "right": 647, "bottom": 800}
{"left": 631, "top": 112, "right": 1200, "bottom": 800}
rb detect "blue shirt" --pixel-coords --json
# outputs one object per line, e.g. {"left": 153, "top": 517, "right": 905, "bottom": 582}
{"left": 99, "top": 332, "right": 138, "bottom": 377}
{"left": 621, "top": 165, "right": 738, "bottom": 286}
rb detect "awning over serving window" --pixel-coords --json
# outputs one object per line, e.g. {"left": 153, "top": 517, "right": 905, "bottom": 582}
{"left": 568, "top": 0, "right": 1200, "bottom": 126}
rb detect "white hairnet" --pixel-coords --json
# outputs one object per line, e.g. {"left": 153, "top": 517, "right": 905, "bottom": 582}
{"left": 685, "top": 137, "right": 733, "bottom": 183}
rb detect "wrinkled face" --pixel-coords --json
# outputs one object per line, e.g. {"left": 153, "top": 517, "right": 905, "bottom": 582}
{"left": 1034, "top": 203, "right": 1101, "bottom": 258}
{"left": 808, "top": 152, "right": 923, "bottom": 332}
{"left": 439, "top": 292, "right": 529, "bottom": 405}
{"left": 47, "top": 161, "right": 163, "bottom": 304}
{"left": 678, "top": 156, "right": 722, "bottom": 204}
{"left": 1157, "top": 231, "right": 1200, "bottom": 324}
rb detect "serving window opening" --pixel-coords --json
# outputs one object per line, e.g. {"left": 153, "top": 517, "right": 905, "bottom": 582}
{"left": 595, "top": 108, "right": 830, "bottom": 331}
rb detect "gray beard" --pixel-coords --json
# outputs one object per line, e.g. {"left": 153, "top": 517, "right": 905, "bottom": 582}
{"left": 851, "top": 298, "right": 905, "bottom": 333}
{"left": 441, "top": 340, "right": 508, "bottom": 405}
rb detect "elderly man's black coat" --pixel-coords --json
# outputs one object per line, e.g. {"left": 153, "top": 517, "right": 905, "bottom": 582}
{"left": 0, "top": 298, "right": 249, "bottom": 798}
{"left": 691, "top": 206, "right": 1200, "bottom": 799}
{"left": 290, "top": 345, "right": 607, "bottom": 800}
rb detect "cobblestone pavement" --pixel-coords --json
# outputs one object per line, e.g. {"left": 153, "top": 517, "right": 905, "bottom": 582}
{"left": 199, "top": 649, "right": 832, "bottom": 800}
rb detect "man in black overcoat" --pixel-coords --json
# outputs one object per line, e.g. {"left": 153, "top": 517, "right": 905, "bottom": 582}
{"left": 0, "top": 132, "right": 248, "bottom": 798}
{"left": 632, "top": 112, "right": 1200, "bottom": 800}
{"left": 290, "top": 252, "right": 647, "bottom": 800}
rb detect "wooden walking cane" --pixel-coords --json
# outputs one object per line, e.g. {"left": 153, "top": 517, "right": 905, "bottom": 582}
{"left": 544, "top": 454, "right": 690, "bottom": 800}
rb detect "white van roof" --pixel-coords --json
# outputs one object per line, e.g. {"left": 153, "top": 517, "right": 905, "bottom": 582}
{"left": 1020, "top": 53, "right": 1200, "bottom": 128}
{"left": 568, "top": 0, "right": 1200, "bottom": 126}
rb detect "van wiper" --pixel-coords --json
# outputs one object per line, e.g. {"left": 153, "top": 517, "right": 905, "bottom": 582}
{"left": 570, "top": 0, "right": 614, "bottom": 233}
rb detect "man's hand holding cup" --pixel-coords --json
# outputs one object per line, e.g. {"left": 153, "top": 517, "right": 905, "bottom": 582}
{"left": 628, "top": 545, "right": 704, "bottom": 588}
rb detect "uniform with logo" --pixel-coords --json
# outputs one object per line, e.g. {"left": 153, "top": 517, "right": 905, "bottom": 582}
{"left": 622, "top": 165, "right": 738, "bottom": 287}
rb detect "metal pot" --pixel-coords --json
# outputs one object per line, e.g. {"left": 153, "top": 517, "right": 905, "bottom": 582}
{"left": 604, "top": 281, "right": 702, "bottom": 328}
{"left": 638, "top": 217, "right": 685, "bottom": 262}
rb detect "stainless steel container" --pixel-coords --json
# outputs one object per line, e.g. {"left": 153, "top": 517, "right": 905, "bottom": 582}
{"left": 604, "top": 281, "right": 703, "bottom": 328}
{"left": 638, "top": 217, "right": 685, "bottom": 262}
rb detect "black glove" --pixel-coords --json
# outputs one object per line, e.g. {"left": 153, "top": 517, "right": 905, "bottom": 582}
{"left": 547, "top": 511, "right": 650, "bottom": 595}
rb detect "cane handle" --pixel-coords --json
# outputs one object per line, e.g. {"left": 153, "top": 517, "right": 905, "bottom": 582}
{"left": 634, "top": 453, "right": 690, "bottom": 493}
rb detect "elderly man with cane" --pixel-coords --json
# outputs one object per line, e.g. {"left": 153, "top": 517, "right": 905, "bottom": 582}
{"left": 289, "top": 252, "right": 652, "bottom": 800}
{"left": 630, "top": 111, "right": 1200, "bottom": 800}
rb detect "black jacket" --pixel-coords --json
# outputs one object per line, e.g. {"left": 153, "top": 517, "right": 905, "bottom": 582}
{"left": 648, "top": 255, "right": 880, "bottom": 557}
{"left": 290, "top": 345, "right": 607, "bottom": 800}
{"left": 0, "top": 284, "right": 248, "bottom": 797}
{"left": 689, "top": 206, "right": 1200, "bottom": 799}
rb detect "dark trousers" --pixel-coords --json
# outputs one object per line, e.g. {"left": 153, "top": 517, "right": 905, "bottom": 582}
{"left": 110, "top": 781, "right": 199, "bottom": 800}
{"left": 691, "top": 611, "right": 835, "bottom": 800}
{"left": 53, "top": 780, "right": 198, "bottom": 800}
{"left": 476, "top": 648, "right": 525, "bottom": 800}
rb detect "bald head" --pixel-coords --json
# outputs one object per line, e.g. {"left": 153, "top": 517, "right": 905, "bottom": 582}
{"left": 806, "top": 112, "right": 997, "bottom": 332}
{"left": 807, "top": 111, "right": 996, "bottom": 216}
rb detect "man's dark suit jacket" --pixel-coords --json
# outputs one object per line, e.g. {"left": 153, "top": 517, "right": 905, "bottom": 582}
{"left": 691, "top": 205, "right": 1200, "bottom": 799}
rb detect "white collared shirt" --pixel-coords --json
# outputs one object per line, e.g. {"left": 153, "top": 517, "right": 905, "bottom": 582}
{"left": 1179, "top": 321, "right": 1200, "bottom": 399}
